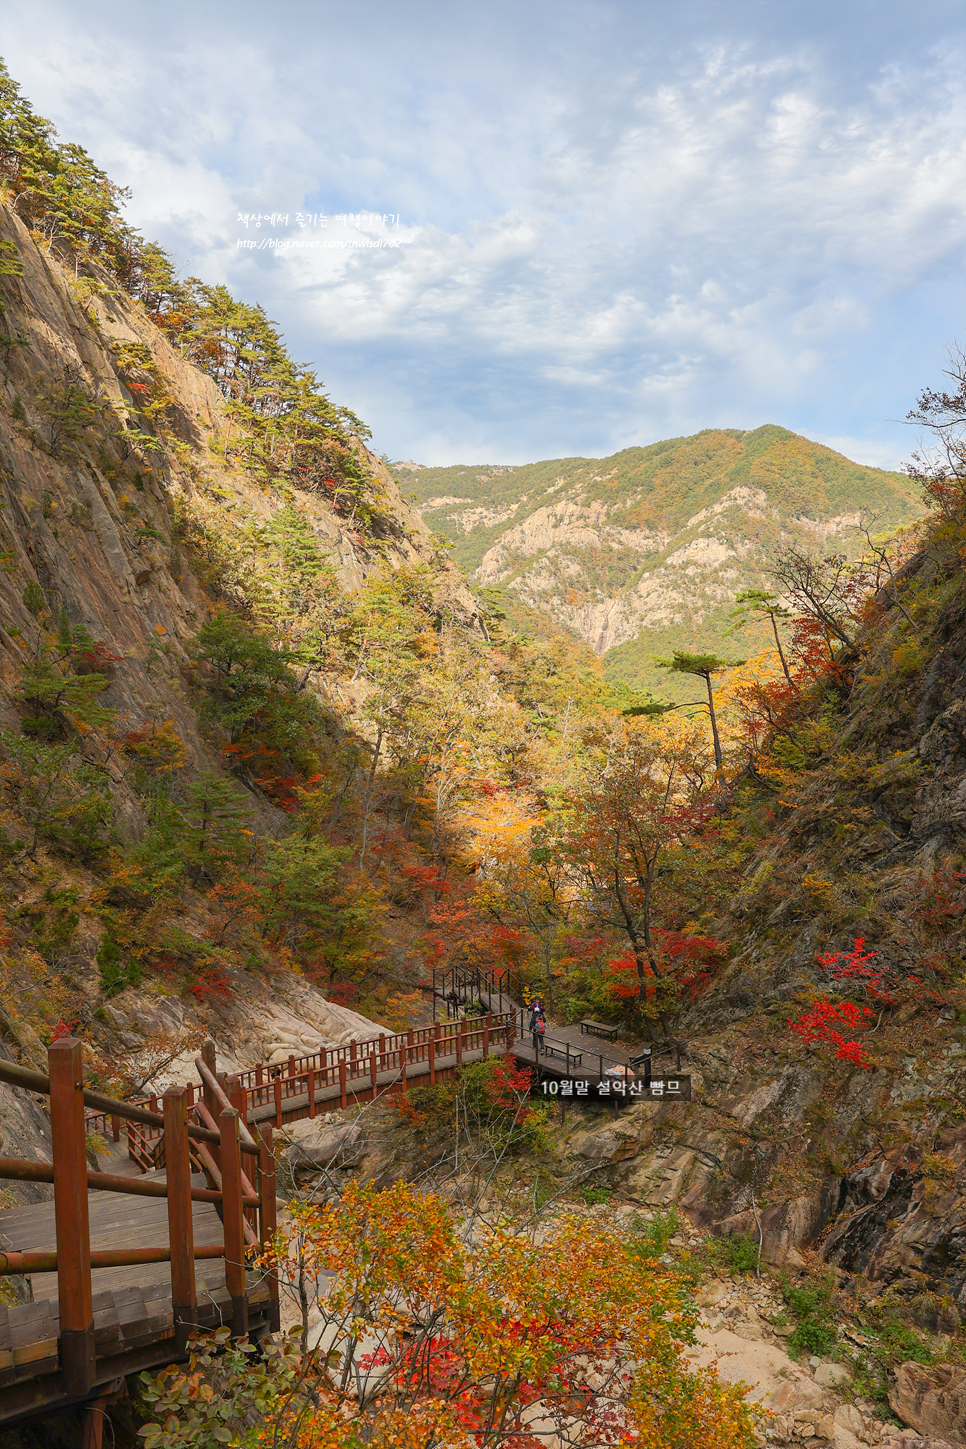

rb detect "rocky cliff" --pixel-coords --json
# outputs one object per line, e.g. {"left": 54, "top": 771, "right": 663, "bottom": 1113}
{"left": 547, "top": 513, "right": 966, "bottom": 1397}
{"left": 0, "top": 197, "right": 486, "bottom": 1182}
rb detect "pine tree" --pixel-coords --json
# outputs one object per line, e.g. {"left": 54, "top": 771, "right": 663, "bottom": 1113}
{"left": 654, "top": 651, "right": 743, "bottom": 768}
{"left": 178, "top": 772, "right": 253, "bottom": 884}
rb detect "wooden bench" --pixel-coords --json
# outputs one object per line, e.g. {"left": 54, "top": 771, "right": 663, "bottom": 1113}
{"left": 579, "top": 1019, "right": 619, "bottom": 1041}
{"left": 543, "top": 1044, "right": 582, "bottom": 1068}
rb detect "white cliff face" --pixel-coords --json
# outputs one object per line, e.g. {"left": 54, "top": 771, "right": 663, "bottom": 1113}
{"left": 473, "top": 487, "right": 778, "bottom": 656}
{"left": 405, "top": 433, "right": 924, "bottom": 684}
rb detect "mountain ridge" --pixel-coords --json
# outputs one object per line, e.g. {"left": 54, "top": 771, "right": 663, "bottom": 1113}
{"left": 395, "top": 426, "right": 924, "bottom": 696}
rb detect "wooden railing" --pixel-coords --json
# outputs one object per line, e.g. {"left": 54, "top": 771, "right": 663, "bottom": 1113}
{"left": 0, "top": 1039, "right": 278, "bottom": 1395}
{"left": 85, "top": 1012, "right": 515, "bottom": 1167}
{"left": 431, "top": 964, "right": 513, "bottom": 1018}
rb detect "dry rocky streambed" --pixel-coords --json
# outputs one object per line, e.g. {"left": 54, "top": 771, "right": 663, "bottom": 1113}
{"left": 272, "top": 1109, "right": 966, "bottom": 1449}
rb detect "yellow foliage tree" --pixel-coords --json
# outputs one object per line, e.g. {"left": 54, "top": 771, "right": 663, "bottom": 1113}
{"left": 140, "top": 1180, "right": 761, "bottom": 1448}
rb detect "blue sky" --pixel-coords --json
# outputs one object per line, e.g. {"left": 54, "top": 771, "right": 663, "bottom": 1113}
{"left": 4, "top": 0, "right": 966, "bottom": 467}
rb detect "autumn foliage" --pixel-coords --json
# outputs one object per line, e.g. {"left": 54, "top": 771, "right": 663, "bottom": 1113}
{"left": 142, "top": 1181, "right": 760, "bottom": 1449}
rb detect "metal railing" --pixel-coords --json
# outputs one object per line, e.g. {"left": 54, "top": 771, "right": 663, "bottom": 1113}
{"left": 432, "top": 965, "right": 515, "bottom": 1019}
{"left": 515, "top": 1009, "right": 685, "bottom": 1079}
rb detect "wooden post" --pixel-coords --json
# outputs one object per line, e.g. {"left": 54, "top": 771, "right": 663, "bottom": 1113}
{"left": 201, "top": 1040, "right": 217, "bottom": 1103}
{"left": 339, "top": 1059, "right": 347, "bottom": 1110}
{"left": 227, "top": 1077, "right": 256, "bottom": 1234}
{"left": 257, "top": 1124, "right": 280, "bottom": 1332}
{"left": 484, "top": 1014, "right": 491, "bottom": 1058}
{"left": 429, "top": 1037, "right": 436, "bottom": 1087}
{"left": 163, "top": 1087, "right": 196, "bottom": 1350}
{"left": 566, "top": 1042, "right": 570, "bottom": 1075}
{"left": 350, "top": 1040, "right": 357, "bottom": 1062}
{"left": 110, "top": 1113, "right": 120, "bottom": 1143}
{"left": 370, "top": 1049, "right": 378, "bottom": 1100}
{"left": 274, "top": 1075, "right": 283, "bottom": 1128}
{"left": 307, "top": 1066, "right": 315, "bottom": 1119}
{"left": 456, "top": 1020, "right": 463, "bottom": 1068}
{"left": 219, "top": 1106, "right": 247, "bottom": 1338}
{"left": 255, "top": 1064, "right": 263, "bottom": 1088}
{"left": 201, "top": 1040, "right": 220, "bottom": 1173}
{"left": 48, "top": 1039, "right": 94, "bottom": 1395}
{"left": 227, "top": 1075, "right": 247, "bottom": 1129}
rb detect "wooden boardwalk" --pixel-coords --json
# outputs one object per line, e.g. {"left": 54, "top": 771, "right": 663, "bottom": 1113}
{"left": 0, "top": 1016, "right": 515, "bottom": 1432}
{"left": 0, "top": 1041, "right": 278, "bottom": 1433}
{"left": 0, "top": 1006, "right": 684, "bottom": 1432}
{"left": 0, "top": 1173, "right": 272, "bottom": 1422}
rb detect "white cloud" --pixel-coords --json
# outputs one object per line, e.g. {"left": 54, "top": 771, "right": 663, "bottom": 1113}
{"left": 3, "top": 2, "right": 966, "bottom": 465}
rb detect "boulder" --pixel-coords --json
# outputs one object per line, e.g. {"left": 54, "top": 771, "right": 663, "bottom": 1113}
{"left": 284, "top": 1119, "right": 367, "bottom": 1172}
{"left": 764, "top": 1378, "right": 826, "bottom": 1414}
{"left": 889, "top": 1362, "right": 966, "bottom": 1446}
{"left": 814, "top": 1363, "right": 852, "bottom": 1389}
{"left": 880, "top": 1437, "right": 958, "bottom": 1449}
{"left": 833, "top": 1404, "right": 865, "bottom": 1436}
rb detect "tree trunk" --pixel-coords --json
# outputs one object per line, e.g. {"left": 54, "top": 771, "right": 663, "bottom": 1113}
{"left": 704, "top": 672, "right": 723, "bottom": 768}
{"left": 770, "top": 613, "right": 792, "bottom": 683}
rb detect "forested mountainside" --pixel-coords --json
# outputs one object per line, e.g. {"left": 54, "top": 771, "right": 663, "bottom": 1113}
{"left": 397, "top": 431, "right": 923, "bottom": 700}
{"left": 0, "top": 59, "right": 628, "bottom": 1139}
{"left": 6, "top": 53, "right": 966, "bottom": 1447}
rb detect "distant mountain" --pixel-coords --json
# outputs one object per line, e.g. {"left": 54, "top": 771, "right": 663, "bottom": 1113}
{"left": 393, "top": 426, "right": 924, "bottom": 697}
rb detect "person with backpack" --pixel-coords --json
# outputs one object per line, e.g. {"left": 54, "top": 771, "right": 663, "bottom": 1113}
{"left": 530, "top": 1004, "right": 546, "bottom": 1053}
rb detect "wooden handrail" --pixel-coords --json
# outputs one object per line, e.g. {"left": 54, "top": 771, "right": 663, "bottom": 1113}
{"left": 0, "top": 1245, "right": 226, "bottom": 1274}
{"left": 0, "top": 1153, "right": 257, "bottom": 1206}
{"left": 195, "top": 1056, "right": 257, "bottom": 1151}
{"left": 194, "top": 1099, "right": 260, "bottom": 1223}
{"left": 186, "top": 1129, "right": 260, "bottom": 1243}
{"left": 0, "top": 1036, "right": 276, "bottom": 1396}
{"left": 0, "top": 1056, "right": 226, "bottom": 1147}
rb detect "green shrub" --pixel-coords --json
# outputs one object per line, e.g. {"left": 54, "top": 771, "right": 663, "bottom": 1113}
{"left": 783, "top": 1272, "right": 839, "bottom": 1359}
{"left": 721, "top": 1232, "right": 761, "bottom": 1276}
{"left": 0, "top": 733, "right": 114, "bottom": 860}
{"left": 21, "top": 581, "right": 45, "bottom": 616}
{"left": 633, "top": 1206, "right": 682, "bottom": 1257}
{"left": 96, "top": 933, "right": 141, "bottom": 997}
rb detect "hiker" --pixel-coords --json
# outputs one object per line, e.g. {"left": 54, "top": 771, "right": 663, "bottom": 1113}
{"left": 530, "top": 1006, "right": 546, "bottom": 1054}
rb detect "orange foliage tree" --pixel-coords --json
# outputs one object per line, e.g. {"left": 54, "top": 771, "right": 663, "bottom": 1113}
{"left": 140, "top": 1180, "right": 759, "bottom": 1449}
{"left": 544, "top": 720, "right": 714, "bottom": 1033}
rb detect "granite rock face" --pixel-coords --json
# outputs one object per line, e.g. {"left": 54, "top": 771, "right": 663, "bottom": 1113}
{"left": 889, "top": 1362, "right": 966, "bottom": 1446}
{"left": 0, "top": 200, "right": 475, "bottom": 1185}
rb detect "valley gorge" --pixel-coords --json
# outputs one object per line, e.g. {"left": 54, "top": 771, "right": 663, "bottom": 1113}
{"left": 0, "top": 53, "right": 966, "bottom": 1449}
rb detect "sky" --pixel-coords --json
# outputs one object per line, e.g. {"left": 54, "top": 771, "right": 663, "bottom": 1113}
{"left": 3, "top": 0, "right": 966, "bottom": 468}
